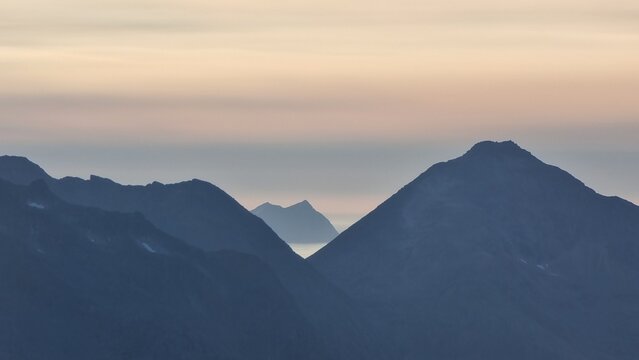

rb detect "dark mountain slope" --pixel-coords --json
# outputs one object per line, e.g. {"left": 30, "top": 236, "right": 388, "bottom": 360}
{"left": 252, "top": 201, "right": 339, "bottom": 244}
{"left": 0, "top": 155, "right": 52, "bottom": 185}
{"left": 50, "top": 175, "right": 290, "bottom": 255}
{"left": 0, "top": 180, "right": 327, "bottom": 360}
{"left": 0, "top": 158, "right": 384, "bottom": 360}
{"left": 310, "top": 140, "right": 639, "bottom": 360}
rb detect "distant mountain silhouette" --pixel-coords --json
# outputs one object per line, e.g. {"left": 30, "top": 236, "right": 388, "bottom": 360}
{"left": 0, "top": 179, "right": 328, "bottom": 360}
{"left": 0, "top": 157, "right": 385, "bottom": 360}
{"left": 252, "top": 201, "right": 339, "bottom": 244}
{"left": 311, "top": 141, "right": 639, "bottom": 360}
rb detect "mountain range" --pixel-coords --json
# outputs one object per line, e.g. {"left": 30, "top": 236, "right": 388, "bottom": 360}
{"left": 252, "top": 201, "right": 339, "bottom": 244}
{"left": 0, "top": 179, "right": 326, "bottom": 359}
{"left": 2, "top": 140, "right": 639, "bottom": 359}
{"left": 0, "top": 156, "right": 384, "bottom": 360}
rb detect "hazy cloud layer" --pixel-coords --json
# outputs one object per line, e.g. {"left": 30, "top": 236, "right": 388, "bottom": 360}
{"left": 2, "top": 123, "right": 637, "bottom": 229}
{"left": 1, "top": 0, "right": 637, "bottom": 227}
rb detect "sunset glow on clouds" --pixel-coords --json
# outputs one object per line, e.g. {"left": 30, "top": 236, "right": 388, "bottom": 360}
{"left": 1, "top": 0, "right": 638, "bottom": 227}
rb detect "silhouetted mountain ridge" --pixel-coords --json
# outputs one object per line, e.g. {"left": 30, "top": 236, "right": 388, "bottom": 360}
{"left": 0, "top": 179, "right": 327, "bottom": 360}
{"left": 311, "top": 140, "right": 639, "bottom": 360}
{"left": 0, "top": 157, "right": 385, "bottom": 360}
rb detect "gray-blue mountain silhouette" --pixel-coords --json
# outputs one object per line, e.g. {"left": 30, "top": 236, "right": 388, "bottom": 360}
{"left": 0, "top": 179, "right": 327, "bottom": 360}
{"left": 252, "top": 201, "right": 339, "bottom": 244}
{"left": 310, "top": 141, "right": 639, "bottom": 360}
{"left": 5, "top": 143, "right": 639, "bottom": 360}
{"left": 0, "top": 156, "right": 385, "bottom": 360}
{"left": 0, "top": 155, "right": 49, "bottom": 185}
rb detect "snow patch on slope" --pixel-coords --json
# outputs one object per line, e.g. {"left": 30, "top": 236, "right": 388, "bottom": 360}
{"left": 28, "top": 202, "right": 45, "bottom": 210}
{"left": 141, "top": 242, "right": 157, "bottom": 253}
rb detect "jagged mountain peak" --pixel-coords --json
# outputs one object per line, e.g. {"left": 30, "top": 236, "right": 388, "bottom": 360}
{"left": 254, "top": 200, "right": 316, "bottom": 213}
{"left": 289, "top": 200, "right": 314, "bottom": 210}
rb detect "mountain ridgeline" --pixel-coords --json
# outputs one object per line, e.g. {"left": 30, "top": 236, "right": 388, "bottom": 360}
{"left": 2, "top": 140, "right": 639, "bottom": 360}
{"left": 0, "top": 156, "right": 384, "bottom": 360}
{"left": 252, "top": 201, "right": 339, "bottom": 244}
{"left": 310, "top": 141, "right": 639, "bottom": 360}
{"left": 0, "top": 179, "right": 325, "bottom": 359}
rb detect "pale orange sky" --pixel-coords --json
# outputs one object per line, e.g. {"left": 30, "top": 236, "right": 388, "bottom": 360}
{"left": 1, "top": 0, "right": 638, "bottom": 229}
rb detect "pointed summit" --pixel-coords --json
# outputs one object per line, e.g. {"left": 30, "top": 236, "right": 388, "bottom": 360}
{"left": 290, "top": 200, "right": 314, "bottom": 210}
{"left": 311, "top": 140, "right": 639, "bottom": 360}
{"left": 0, "top": 155, "right": 51, "bottom": 185}
{"left": 254, "top": 202, "right": 283, "bottom": 212}
{"left": 399, "top": 139, "right": 582, "bottom": 198}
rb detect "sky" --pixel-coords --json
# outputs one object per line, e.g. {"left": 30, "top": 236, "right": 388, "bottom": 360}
{"left": 1, "top": 0, "right": 638, "bottom": 230}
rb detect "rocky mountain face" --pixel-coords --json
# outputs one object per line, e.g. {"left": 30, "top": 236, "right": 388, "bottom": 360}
{"left": 0, "top": 179, "right": 327, "bottom": 360}
{"left": 0, "top": 157, "right": 385, "bottom": 360}
{"left": 310, "top": 141, "right": 639, "bottom": 360}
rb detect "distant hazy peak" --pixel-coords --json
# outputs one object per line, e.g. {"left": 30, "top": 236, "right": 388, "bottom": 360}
{"left": 252, "top": 201, "right": 338, "bottom": 244}
{"left": 253, "top": 202, "right": 282, "bottom": 212}
{"left": 0, "top": 155, "right": 51, "bottom": 185}
{"left": 289, "top": 200, "right": 314, "bottom": 210}
{"left": 254, "top": 200, "right": 318, "bottom": 214}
